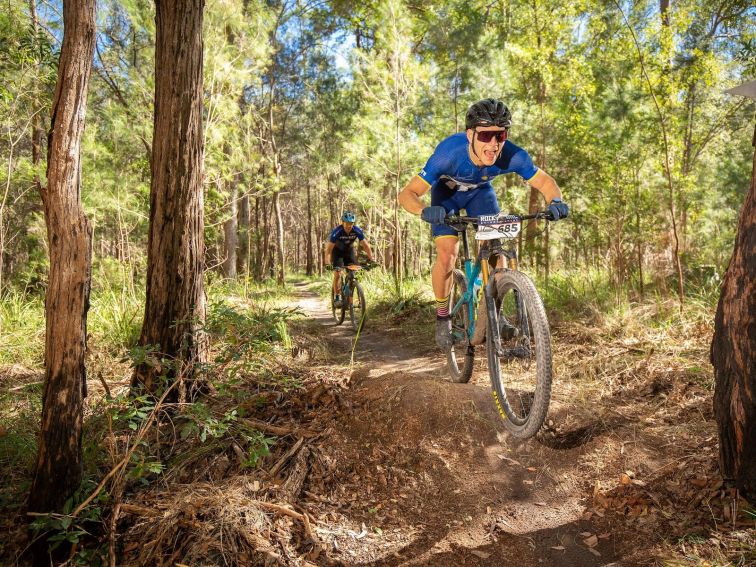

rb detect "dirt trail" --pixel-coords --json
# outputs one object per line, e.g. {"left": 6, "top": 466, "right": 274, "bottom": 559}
{"left": 292, "top": 283, "right": 617, "bottom": 567}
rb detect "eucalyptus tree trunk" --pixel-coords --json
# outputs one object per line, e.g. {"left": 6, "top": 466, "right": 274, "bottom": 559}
{"left": 305, "top": 181, "right": 313, "bottom": 275}
{"left": 711, "top": 125, "right": 756, "bottom": 502}
{"left": 526, "top": 3, "right": 546, "bottom": 259}
{"left": 273, "top": 189, "right": 285, "bottom": 284}
{"left": 237, "top": 191, "right": 250, "bottom": 276}
{"left": 132, "top": 0, "right": 207, "bottom": 401}
{"left": 29, "top": 0, "right": 45, "bottom": 194}
{"left": 253, "top": 195, "right": 262, "bottom": 278}
{"left": 28, "top": 0, "right": 95, "bottom": 539}
{"left": 223, "top": 178, "right": 238, "bottom": 279}
{"left": 260, "top": 196, "right": 271, "bottom": 279}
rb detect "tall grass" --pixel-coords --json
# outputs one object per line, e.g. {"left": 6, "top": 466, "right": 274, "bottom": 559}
{"left": 0, "top": 290, "right": 45, "bottom": 367}
{"left": 206, "top": 273, "right": 292, "bottom": 307}
{"left": 320, "top": 268, "right": 435, "bottom": 329}
{"left": 536, "top": 267, "right": 719, "bottom": 330}
{"left": 320, "top": 265, "right": 718, "bottom": 346}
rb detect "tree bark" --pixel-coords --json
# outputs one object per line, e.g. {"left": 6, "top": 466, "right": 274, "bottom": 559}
{"left": 29, "top": 0, "right": 45, "bottom": 194}
{"left": 711, "top": 124, "right": 756, "bottom": 502}
{"left": 253, "top": 195, "right": 262, "bottom": 278}
{"left": 27, "top": 0, "right": 95, "bottom": 548}
{"left": 223, "top": 178, "right": 238, "bottom": 278}
{"left": 237, "top": 190, "right": 250, "bottom": 276}
{"left": 133, "top": 0, "right": 207, "bottom": 400}
{"left": 274, "top": 190, "right": 285, "bottom": 284}
{"left": 260, "top": 195, "right": 271, "bottom": 279}
{"left": 305, "top": 181, "right": 313, "bottom": 275}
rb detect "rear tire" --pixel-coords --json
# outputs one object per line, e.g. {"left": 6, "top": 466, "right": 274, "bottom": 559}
{"left": 349, "top": 283, "right": 366, "bottom": 331}
{"left": 486, "top": 270, "right": 552, "bottom": 439}
{"left": 446, "top": 269, "right": 475, "bottom": 384}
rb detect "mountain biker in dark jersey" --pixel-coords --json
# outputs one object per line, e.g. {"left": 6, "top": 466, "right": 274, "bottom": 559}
{"left": 325, "top": 211, "right": 375, "bottom": 306}
{"left": 398, "top": 98, "right": 570, "bottom": 348}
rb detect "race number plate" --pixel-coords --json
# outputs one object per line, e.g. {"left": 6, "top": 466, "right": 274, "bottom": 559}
{"left": 475, "top": 214, "right": 521, "bottom": 240}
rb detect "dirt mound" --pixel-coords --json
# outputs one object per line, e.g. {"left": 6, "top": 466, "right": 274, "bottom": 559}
{"left": 290, "top": 368, "right": 603, "bottom": 566}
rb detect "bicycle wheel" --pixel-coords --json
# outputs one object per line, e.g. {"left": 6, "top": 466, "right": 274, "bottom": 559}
{"left": 331, "top": 288, "right": 346, "bottom": 325}
{"left": 446, "top": 269, "right": 475, "bottom": 384}
{"left": 349, "top": 282, "right": 366, "bottom": 331}
{"left": 486, "top": 270, "right": 552, "bottom": 439}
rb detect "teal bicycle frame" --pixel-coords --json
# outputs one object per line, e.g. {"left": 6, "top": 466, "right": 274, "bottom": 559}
{"left": 453, "top": 236, "right": 483, "bottom": 343}
{"left": 446, "top": 212, "right": 546, "bottom": 346}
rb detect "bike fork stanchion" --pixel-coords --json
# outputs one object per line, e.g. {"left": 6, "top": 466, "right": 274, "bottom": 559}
{"left": 484, "top": 281, "right": 502, "bottom": 355}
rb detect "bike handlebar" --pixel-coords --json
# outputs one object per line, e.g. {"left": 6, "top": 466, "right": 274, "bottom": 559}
{"left": 444, "top": 210, "right": 554, "bottom": 225}
{"left": 333, "top": 262, "right": 378, "bottom": 272}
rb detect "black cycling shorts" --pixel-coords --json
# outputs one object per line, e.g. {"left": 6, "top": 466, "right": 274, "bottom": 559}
{"left": 331, "top": 247, "right": 356, "bottom": 268}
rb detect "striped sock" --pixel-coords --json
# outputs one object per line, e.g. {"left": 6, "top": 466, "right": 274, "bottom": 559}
{"left": 435, "top": 296, "right": 450, "bottom": 319}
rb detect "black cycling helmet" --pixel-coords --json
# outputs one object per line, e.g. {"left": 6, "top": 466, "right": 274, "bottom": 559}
{"left": 465, "top": 98, "right": 512, "bottom": 130}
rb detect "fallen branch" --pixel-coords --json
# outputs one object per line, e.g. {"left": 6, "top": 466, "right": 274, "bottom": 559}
{"left": 269, "top": 437, "right": 305, "bottom": 478}
{"left": 67, "top": 378, "right": 180, "bottom": 519}
{"left": 253, "top": 500, "right": 318, "bottom": 543}
{"left": 281, "top": 445, "right": 310, "bottom": 501}
{"left": 119, "top": 503, "right": 161, "bottom": 517}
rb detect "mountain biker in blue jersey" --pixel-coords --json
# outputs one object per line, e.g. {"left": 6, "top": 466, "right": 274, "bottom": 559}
{"left": 398, "top": 98, "right": 569, "bottom": 348}
{"left": 325, "top": 211, "right": 375, "bottom": 306}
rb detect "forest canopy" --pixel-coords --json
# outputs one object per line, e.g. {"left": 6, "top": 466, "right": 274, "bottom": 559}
{"left": 0, "top": 0, "right": 754, "bottom": 295}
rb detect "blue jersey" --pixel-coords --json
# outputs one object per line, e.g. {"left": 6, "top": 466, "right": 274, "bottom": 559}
{"left": 329, "top": 225, "right": 365, "bottom": 251}
{"left": 418, "top": 133, "right": 539, "bottom": 192}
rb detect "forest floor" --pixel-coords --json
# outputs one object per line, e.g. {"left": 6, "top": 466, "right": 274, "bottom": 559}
{"left": 1, "top": 279, "right": 755, "bottom": 566}
{"left": 269, "top": 282, "right": 753, "bottom": 566}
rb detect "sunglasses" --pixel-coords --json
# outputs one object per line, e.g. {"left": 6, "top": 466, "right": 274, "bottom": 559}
{"left": 475, "top": 129, "right": 508, "bottom": 143}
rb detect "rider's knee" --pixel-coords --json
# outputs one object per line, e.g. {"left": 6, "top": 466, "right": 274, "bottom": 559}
{"left": 436, "top": 250, "right": 457, "bottom": 271}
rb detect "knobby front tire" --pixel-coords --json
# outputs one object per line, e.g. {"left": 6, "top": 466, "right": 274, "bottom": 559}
{"left": 446, "top": 269, "right": 475, "bottom": 384}
{"left": 349, "top": 283, "right": 367, "bottom": 331}
{"left": 487, "top": 270, "right": 552, "bottom": 439}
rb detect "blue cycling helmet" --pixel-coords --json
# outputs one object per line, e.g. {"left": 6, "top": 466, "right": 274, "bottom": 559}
{"left": 342, "top": 211, "right": 356, "bottom": 222}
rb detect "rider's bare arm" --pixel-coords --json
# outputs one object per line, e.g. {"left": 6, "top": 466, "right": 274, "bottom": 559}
{"left": 359, "top": 239, "right": 374, "bottom": 262}
{"left": 324, "top": 241, "right": 334, "bottom": 265}
{"left": 398, "top": 175, "right": 431, "bottom": 215}
{"left": 528, "top": 169, "right": 562, "bottom": 203}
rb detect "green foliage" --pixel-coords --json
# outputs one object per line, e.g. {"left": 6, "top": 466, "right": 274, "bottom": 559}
{"left": 350, "top": 268, "right": 434, "bottom": 324}
{"left": 111, "top": 393, "right": 156, "bottom": 432}
{"left": 0, "top": 290, "right": 44, "bottom": 366}
{"left": 29, "top": 477, "right": 107, "bottom": 557}
{"left": 179, "top": 403, "right": 237, "bottom": 442}
{"left": 238, "top": 429, "right": 276, "bottom": 468}
{"left": 205, "top": 299, "right": 299, "bottom": 345}
{"left": 88, "top": 259, "right": 144, "bottom": 353}
{"left": 0, "top": 0, "right": 752, "bottom": 353}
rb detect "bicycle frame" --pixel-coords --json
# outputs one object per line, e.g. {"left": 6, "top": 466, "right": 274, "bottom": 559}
{"left": 450, "top": 229, "right": 505, "bottom": 343}
{"left": 334, "top": 266, "right": 358, "bottom": 301}
{"left": 448, "top": 213, "right": 544, "bottom": 344}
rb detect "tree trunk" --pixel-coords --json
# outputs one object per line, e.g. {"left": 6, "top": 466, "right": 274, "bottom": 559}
{"left": 306, "top": 182, "right": 313, "bottom": 275}
{"left": 237, "top": 190, "right": 250, "bottom": 276}
{"left": 29, "top": 0, "right": 45, "bottom": 194}
{"left": 274, "top": 190, "right": 285, "bottom": 284}
{"left": 711, "top": 125, "right": 756, "bottom": 502}
{"left": 27, "top": 0, "right": 95, "bottom": 552}
{"left": 260, "top": 195, "right": 271, "bottom": 279}
{"left": 315, "top": 180, "right": 323, "bottom": 275}
{"left": 254, "top": 195, "right": 262, "bottom": 278}
{"left": 133, "top": 0, "right": 207, "bottom": 401}
{"left": 223, "top": 179, "right": 238, "bottom": 278}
